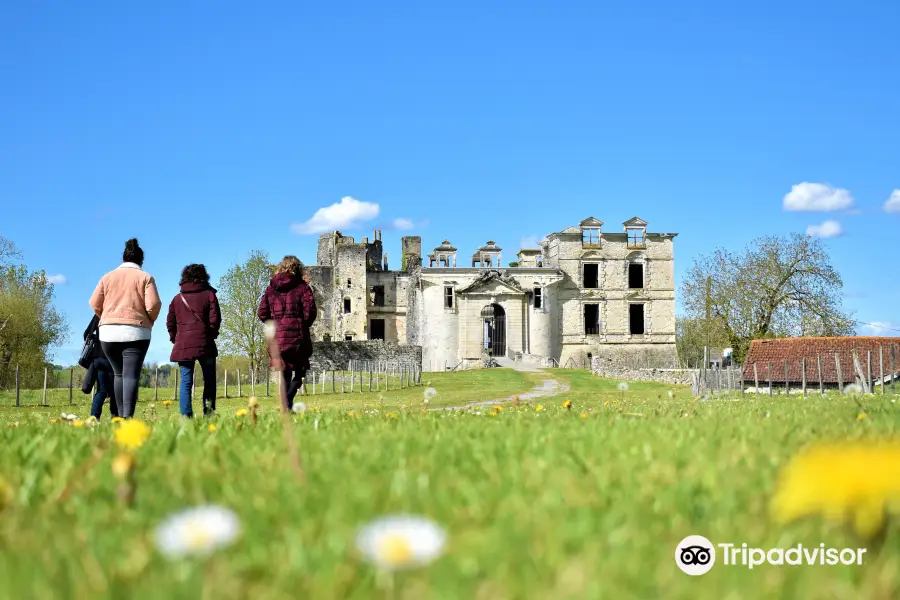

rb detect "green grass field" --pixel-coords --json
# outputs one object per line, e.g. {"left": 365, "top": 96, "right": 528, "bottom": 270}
{"left": 1, "top": 368, "right": 899, "bottom": 599}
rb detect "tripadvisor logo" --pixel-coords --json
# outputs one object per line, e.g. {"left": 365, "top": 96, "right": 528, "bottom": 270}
{"left": 675, "top": 536, "right": 867, "bottom": 575}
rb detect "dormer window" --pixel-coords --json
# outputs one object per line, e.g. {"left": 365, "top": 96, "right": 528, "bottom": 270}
{"left": 582, "top": 228, "right": 600, "bottom": 247}
{"left": 627, "top": 227, "right": 646, "bottom": 248}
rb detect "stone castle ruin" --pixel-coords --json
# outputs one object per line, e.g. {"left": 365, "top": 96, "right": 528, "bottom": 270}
{"left": 305, "top": 216, "right": 678, "bottom": 371}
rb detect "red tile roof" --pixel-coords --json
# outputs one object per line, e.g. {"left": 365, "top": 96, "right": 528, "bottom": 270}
{"left": 742, "top": 337, "right": 900, "bottom": 384}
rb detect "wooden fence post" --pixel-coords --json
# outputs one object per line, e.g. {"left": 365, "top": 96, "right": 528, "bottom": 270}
{"left": 237, "top": 369, "right": 242, "bottom": 397}
{"left": 154, "top": 367, "right": 159, "bottom": 400}
{"left": 767, "top": 362, "right": 772, "bottom": 397}
{"left": 801, "top": 358, "right": 807, "bottom": 397}
{"left": 331, "top": 370, "right": 335, "bottom": 393}
{"left": 15, "top": 365, "right": 20, "bottom": 407}
{"left": 852, "top": 349, "right": 870, "bottom": 394}
{"left": 835, "top": 353, "right": 843, "bottom": 392}
{"left": 784, "top": 359, "right": 790, "bottom": 395}
{"left": 892, "top": 345, "right": 896, "bottom": 394}
{"left": 879, "top": 346, "right": 885, "bottom": 394}
{"left": 68, "top": 368, "right": 73, "bottom": 405}
{"left": 266, "top": 367, "right": 270, "bottom": 397}
{"left": 174, "top": 368, "right": 179, "bottom": 402}
{"left": 753, "top": 362, "right": 759, "bottom": 398}
{"left": 817, "top": 354, "right": 823, "bottom": 395}
{"left": 42, "top": 367, "right": 48, "bottom": 406}
{"left": 224, "top": 369, "right": 228, "bottom": 398}
{"left": 867, "top": 351, "right": 873, "bottom": 393}
{"left": 251, "top": 368, "right": 256, "bottom": 396}
{"left": 350, "top": 362, "right": 355, "bottom": 393}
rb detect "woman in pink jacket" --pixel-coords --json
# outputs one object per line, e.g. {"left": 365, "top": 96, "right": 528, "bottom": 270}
{"left": 89, "top": 239, "right": 162, "bottom": 418}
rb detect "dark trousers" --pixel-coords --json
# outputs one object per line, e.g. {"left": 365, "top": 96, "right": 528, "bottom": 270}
{"left": 90, "top": 356, "right": 119, "bottom": 419}
{"left": 280, "top": 367, "right": 306, "bottom": 410}
{"left": 100, "top": 339, "right": 150, "bottom": 418}
{"left": 178, "top": 357, "right": 217, "bottom": 417}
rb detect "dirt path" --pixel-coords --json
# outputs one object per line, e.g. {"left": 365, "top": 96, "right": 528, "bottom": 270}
{"left": 438, "top": 361, "right": 569, "bottom": 410}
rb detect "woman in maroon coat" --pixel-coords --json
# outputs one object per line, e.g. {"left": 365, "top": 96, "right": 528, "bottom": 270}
{"left": 258, "top": 256, "right": 317, "bottom": 410}
{"left": 166, "top": 264, "right": 221, "bottom": 417}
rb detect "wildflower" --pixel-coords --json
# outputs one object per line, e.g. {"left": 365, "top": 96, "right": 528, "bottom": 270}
{"left": 535, "top": 404, "right": 543, "bottom": 413}
{"left": 111, "top": 417, "right": 124, "bottom": 424}
{"left": 857, "top": 413, "right": 869, "bottom": 421}
{"left": 111, "top": 453, "right": 134, "bottom": 478}
{"left": 49, "top": 418, "right": 58, "bottom": 424}
{"left": 114, "top": 420, "right": 151, "bottom": 451}
{"left": 562, "top": 400, "right": 572, "bottom": 410}
{"left": 668, "top": 391, "right": 675, "bottom": 399}
{"left": 493, "top": 405, "right": 503, "bottom": 412}
{"left": 770, "top": 441, "right": 900, "bottom": 539}
{"left": 617, "top": 382, "right": 629, "bottom": 392}
{"left": 292, "top": 402, "right": 307, "bottom": 414}
{"left": 62, "top": 413, "right": 78, "bottom": 421}
{"left": 843, "top": 383, "right": 863, "bottom": 396}
{"left": 235, "top": 408, "right": 249, "bottom": 417}
{"left": 154, "top": 506, "right": 241, "bottom": 559}
{"left": 355, "top": 515, "right": 447, "bottom": 570}
{"left": 579, "top": 412, "right": 588, "bottom": 419}
{"left": 162, "top": 400, "right": 173, "bottom": 407}
{"left": 424, "top": 387, "right": 437, "bottom": 404}
{"left": 72, "top": 419, "right": 85, "bottom": 428}
{"left": 208, "top": 424, "right": 216, "bottom": 432}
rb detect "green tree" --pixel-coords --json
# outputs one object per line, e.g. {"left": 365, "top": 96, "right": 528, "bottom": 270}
{"left": 217, "top": 250, "right": 272, "bottom": 380}
{"left": 680, "top": 233, "right": 854, "bottom": 363}
{"left": 675, "top": 316, "right": 730, "bottom": 368}
{"left": 0, "top": 265, "right": 68, "bottom": 388}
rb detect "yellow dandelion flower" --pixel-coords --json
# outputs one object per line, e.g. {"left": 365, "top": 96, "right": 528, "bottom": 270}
{"left": 562, "top": 400, "right": 572, "bottom": 410}
{"left": 857, "top": 413, "right": 869, "bottom": 421}
{"left": 535, "top": 404, "right": 543, "bottom": 413}
{"left": 111, "top": 453, "right": 134, "bottom": 478}
{"left": 493, "top": 405, "right": 503, "bottom": 412}
{"left": 49, "top": 418, "right": 59, "bottom": 424}
{"left": 771, "top": 441, "right": 900, "bottom": 539}
{"left": 162, "top": 400, "right": 174, "bottom": 407}
{"left": 235, "top": 409, "right": 249, "bottom": 417}
{"left": 208, "top": 424, "right": 216, "bottom": 432}
{"left": 72, "top": 420, "right": 85, "bottom": 428}
{"left": 579, "top": 412, "right": 588, "bottom": 419}
{"left": 114, "top": 420, "right": 151, "bottom": 451}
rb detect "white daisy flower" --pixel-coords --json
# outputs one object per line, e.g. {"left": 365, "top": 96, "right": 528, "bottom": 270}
{"left": 843, "top": 383, "right": 863, "bottom": 395}
{"left": 355, "top": 515, "right": 446, "bottom": 570}
{"left": 154, "top": 506, "right": 241, "bottom": 559}
{"left": 617, "top": 382, "right": 629, "bottom": 392}
{"left": 292, "top": 402, "right": 307, "bottom": 414}
{"left": 424, "top": 387, "right": 437, "bottom": 401}
{"left": 263, "top": 320, "right": 277, "bottom": 340}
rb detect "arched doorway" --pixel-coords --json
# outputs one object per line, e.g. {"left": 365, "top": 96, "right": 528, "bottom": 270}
{"left": 481, "top": 303, "right": 506, "bottom": 357}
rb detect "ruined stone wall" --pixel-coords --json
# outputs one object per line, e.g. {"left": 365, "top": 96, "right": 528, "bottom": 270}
{"left": 334, "top": 244, "right": 368, "bottom": 339}
{"left": 308, "top": 341, "right": 422, "bottom": 371}
{"left": 591, "top": 356, "right": 694, "bottom": 386}
{"left": 305, "top": 266, "right": 333, "bottom": 342}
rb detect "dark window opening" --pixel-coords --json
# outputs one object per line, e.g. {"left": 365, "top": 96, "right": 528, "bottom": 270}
{"left": 369, "top": 319, "right": 385, "bottom": 340}
{"left": 345, "top": 334, "right": 353, "bottom": 341}
{"left": 439, "top": 258, "right": 447, "bottom": 267}
{"left": 629, "top": 304, "right": 645, "bottom": 335}
{"left": 628, "top": 263, "right": 644, "bottom": 289}
{"left": 323, "top": 333, "right": 331, "bottom": 342}
{"left": 583, "top": 263, "right": 599, "bottom": 288}
{"left": 584, "top": 304, "right": 600, "bottom": 335}
{"left": 533, "top": 287, "right": 542, "bottom": 309}
{"left": 444, "top": 286, "right": 453, "bottom": 309}
{"left": 373, "top": 285, "right": 385, "bottom": 306}
{"left": 582, "top": 228, "right": 599, "bottom": 246}
{"left": 537, "top": 258, "right": 543, "bottom": 267}
{"left": 344, "top": 298, "right": 351, "bottom": 313}
{"left": 347, "top": 278, "right": 351, "bottom": 287}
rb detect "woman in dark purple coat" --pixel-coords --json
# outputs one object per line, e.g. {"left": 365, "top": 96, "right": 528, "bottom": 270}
{"left": 258, "top": 256, "right": 317, "bottom": 410}
{"left": 166, "top": 264, "right": 221, "bottom": 417}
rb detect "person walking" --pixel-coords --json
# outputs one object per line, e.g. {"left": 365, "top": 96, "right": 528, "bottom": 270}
{"left": 166, "top": 264, "right": 221, "bottom": 417}
{"left": 89, "top": 238, "right": 161, "bottom": 418}
{"left": 81, "top": 314, "right": 119, "bottom": 420}
{"left": 258, "top": 256, "right": 317, "bottom": 411}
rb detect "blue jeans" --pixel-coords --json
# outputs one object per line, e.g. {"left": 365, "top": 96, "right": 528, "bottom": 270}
{"left": 90, "top": 356, "right": 118, "bottom": 419}
{"left": 179, "top": 357, "right": 216, "bottom": 417}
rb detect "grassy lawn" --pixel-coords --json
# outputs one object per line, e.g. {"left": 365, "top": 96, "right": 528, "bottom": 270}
{"left": 1, "top": 367, "right": 899, "bottom": 599}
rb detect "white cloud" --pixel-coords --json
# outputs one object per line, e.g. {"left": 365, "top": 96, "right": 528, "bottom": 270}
{"left": 806, "top": 220, "right": 843, "bottom": 239}
{"left": 47, "top": 274, "right": 66, "bottom": 285}
{"left": 392, "top": 218, "right": 414, "bottom": 231}
{"left": 859, "top": 321, "right": 900, "bottom": 337}
{"left": 884, "top": 189, "right": 900, "bottom": 213}
{"left": 783, "top": 182, "right": 854, "bottom": 212}
{"left": 290, "top": 196, "right": 379, "bottom": 235}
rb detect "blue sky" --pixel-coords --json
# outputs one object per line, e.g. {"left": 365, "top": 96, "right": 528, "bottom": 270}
{"left": 1, "top": 0, "right": 898, "bottom": 365}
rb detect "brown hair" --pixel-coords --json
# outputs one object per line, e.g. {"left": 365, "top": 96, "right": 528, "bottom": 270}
{"left": 274, "top": 255, "right": 303, "bottom": 278}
